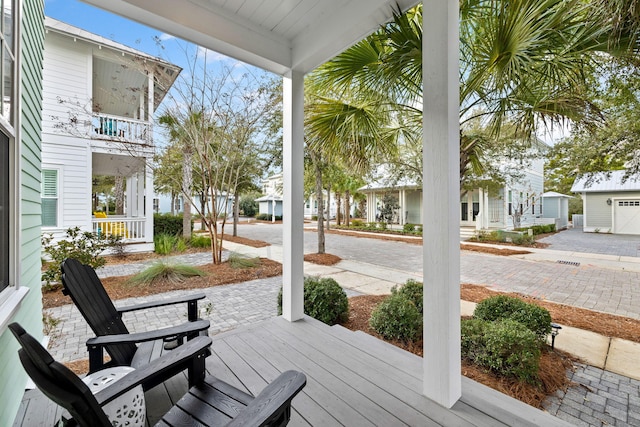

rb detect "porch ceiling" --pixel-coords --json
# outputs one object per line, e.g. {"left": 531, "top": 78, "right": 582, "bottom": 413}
{"left": 92, "top": 152, "right": 146, "bottom": 176}
{"left": 81, "top": 0, "right": 419, "bottom": 75}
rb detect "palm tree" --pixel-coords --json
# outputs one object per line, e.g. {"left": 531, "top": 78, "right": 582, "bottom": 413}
{"left": 308, "top": 1, "right": 613, "bottom": 186}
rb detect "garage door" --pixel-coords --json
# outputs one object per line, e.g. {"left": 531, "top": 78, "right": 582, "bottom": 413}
{"left": 614, "top": 200, "right": 640, "bottom": 234}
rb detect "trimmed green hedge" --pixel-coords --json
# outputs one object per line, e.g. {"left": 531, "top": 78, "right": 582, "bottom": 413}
{"left": 473, "top": 295, "right": 552, "bottom": 340}
{"left": 154, "top": 213, "right": 192, "bottom": 236}
{"left": 369, "top": 292, "right": 422, "bottom": 341}
{"left": 461, "top": 318, "right": 541, "bottom": 383}
{"left": 277, "top": 277, "right": 348, "bottom": 325}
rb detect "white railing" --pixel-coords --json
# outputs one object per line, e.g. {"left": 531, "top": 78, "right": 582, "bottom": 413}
{"left": 91, "top": 217, "right": 147, "bottom": 242}
{"left": 91, "top": 113, "right": 150, "bottom": 145}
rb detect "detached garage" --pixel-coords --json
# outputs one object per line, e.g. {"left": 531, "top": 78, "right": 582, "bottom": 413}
{"left": 571, "top": 170, "right": 640, "bottom": 235}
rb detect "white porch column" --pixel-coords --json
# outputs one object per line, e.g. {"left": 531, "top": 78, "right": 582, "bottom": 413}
{"left": 145, "top": 164, "right": 153, "bottom": 241}
{"left": 400, "top": 190, "right": 405, "bottom": 225}
{"left": 422, "top": 0, "right": 461, "bottom": 408}
{"left": 476, "top": 188, "right": 484, "bottom": 231}
{"left": 282, "top": 70, "right": 305, "bottom": 322}
{"left": 126, "top": 176, "right": 135, "bottom": 216}
{"left": 136, "top": 172, "right": 144, "bottom": 217}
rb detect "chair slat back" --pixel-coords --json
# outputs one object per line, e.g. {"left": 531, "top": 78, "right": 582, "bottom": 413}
{"left": 9, "top": 323, "right": 111, "bottom": 427}
{"left": 61, "top": 258, "right": 137, "bottom": 365}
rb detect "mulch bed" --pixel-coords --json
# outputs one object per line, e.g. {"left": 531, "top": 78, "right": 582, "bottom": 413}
{"left": 42, "top": 258, "right": 282, "bottom": 309}
{"left": 304, "top": 253, "right": 341, "bottom": 265}
{"left": 343, "top": 294, "right": 575, "bottom": 408}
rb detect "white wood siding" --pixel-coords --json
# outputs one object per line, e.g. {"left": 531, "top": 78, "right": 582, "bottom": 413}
{"left": 584, "top": 193, "right": 613, "bottom": 231}
{"left": 42, "top": 32, "right": 91, "bottom": 136}
{"left": 585, "top": 191, "right": 640, "bottom": 233}
{"left": 41, "top": 136, "right": 91, "bottom": 236}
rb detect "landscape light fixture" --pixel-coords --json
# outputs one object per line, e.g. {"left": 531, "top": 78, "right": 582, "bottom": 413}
{"left": 550, "top": 323, "right": 562, "bottom": 349}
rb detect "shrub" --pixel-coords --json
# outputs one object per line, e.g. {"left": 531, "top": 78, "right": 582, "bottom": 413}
{"left": 175, "top": 237, "right": 188, "bottom": 252}
{"left": 351, "top": 219, "right": 364, "bottom": 227}
{"left": 41, "top": 227, "right": 118, "bottom": 289}
{"left": 475, "top": 319, "right": 541, "bottom": 383}
{"left": 391, "top": 279, "right": 423, "bottom": 313}
{"left": 128, "top": 261, "right": 206, "bottom": 286}
{"left": 474, "top": 295, "right": 551, "bottom": 340}
{"left": 154, "top": 213, "right": 192, "bottom": 236}
{"left": 256, "top": 213, "right": 281, "bottom": 221}
{"left": 369, "top": 293, "right": 422, "bottom": 341}
{"left": 511, "top": 233, "right": 535, "bottom": 246}
{"left": 378, "top": 222, "right": 388, "bottom": 230}
{"left": 461, "top": 318, "right": 488, "bottom": 359}
{"left": 277, "top": 277, "right": 349, "bottom": 325}
{"left": 403, "top": 223, "right": 415, "bottom": 233}
{"left": 239, "top": 193, "right": 259, "bottom": 217}
{"left": 189, "top": 234, "right": 211, "bottom": 248}
{"left": 154, "top": 233, "right": 178, "bottom": 255}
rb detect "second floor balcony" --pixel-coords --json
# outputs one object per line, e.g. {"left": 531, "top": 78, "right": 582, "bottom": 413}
{"left": 92, "top": 113, "right": 151, "bottom": 146}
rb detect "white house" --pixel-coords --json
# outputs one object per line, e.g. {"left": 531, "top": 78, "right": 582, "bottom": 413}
{"left": 360, "top": 153, "right": 547, "bottom": 230}
{"left": 571, "top": 170, "right": 640, "bottom": 235}
{"left": 41, "top": 18, "right": 181, "bottom": 250}
{"left": 153, "top": 193, "right": 235, "bottom": 218}
{"left": 257, "top": 172, "right": 340, "bottom": 219}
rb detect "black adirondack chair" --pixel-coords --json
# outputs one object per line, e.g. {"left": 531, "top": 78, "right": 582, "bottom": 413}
{"left": 61, "top": 258, "right": 211, "bottom": 388}
{"left": 10, "top": 323, "right": 306, "bottom": 427}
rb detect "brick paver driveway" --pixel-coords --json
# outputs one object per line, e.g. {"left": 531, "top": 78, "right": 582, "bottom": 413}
{"left": 235, "top": 222, "right": 640, "bottom": 319}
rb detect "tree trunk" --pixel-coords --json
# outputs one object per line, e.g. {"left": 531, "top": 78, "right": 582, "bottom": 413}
{"left": 114, "top": 176, "right": 125, "bottom": 215}
{"left": 182, "top": 149, "right": 192, "bottom": 239}
{"left": 325, "top": 185, "right": 331, "bottom": 231}
{"left": 233, "top": 190, "right": 239, "bottom": 237}
{"left": 200, "top": 190, "right": 207, "bottom": 230}
{"left": 345, "top": 190, "right": 351, "bottom": 226}
{"left": 315, "top": 162, "right": 325, "bottom": 254}
{"left": 170, "top": 191, "right": 176, "bottom": 215}
{"left": 335, "top": 191, "right": 342, "bottom": 226}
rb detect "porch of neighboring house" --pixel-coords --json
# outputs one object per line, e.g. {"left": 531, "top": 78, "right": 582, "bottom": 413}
{"left": 91, "top": 150, "right": 153, "bottom": 247}
{"left": 14, "top": 316, "right": 567, "bottom": 427}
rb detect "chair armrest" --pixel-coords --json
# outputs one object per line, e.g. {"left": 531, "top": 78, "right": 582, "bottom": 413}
{"left": 87, "top": 320, "right": 210, "bottom": 347}
{"left": 227, "top": 370, "right": 307, "bottom": 427}
{"left": 116, "top": 292, "right": 206, "bottom": 321}
{"left": 94, "top": 336, "right": 212, "bottom": 406}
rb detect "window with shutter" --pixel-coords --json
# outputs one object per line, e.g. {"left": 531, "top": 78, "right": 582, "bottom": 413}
{"left": 41, "top": 169, "right": 58, "bottom": 227}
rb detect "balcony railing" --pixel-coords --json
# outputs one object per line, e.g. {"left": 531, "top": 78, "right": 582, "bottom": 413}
{"left": 91, "top": 216, "right": 147, "bottom": 242}
{"left": 92, "top": 114, "right": 150, "bottom": 145}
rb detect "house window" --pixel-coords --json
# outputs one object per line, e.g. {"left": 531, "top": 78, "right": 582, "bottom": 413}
{"left": 41, "top": 169, "right": 59, "bottom": 227}
{"left": 508, "top": 190, "right": 512, "bottom": 216}
{"left": 0, "top": 131, "right": 8, "bottom": 293}
{"left": 0, "top": 0, "right": 14, "bottom": 123}
{"left": 153, "top": 198, "right": 159, "bottom": 213}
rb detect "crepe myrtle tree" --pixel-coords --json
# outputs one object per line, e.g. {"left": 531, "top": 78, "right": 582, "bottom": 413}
{"left": 157, "top": 48, "right": 277, "bottom": 264}
{"left": 509, "top": 188, "right": 540, "bottom": 229}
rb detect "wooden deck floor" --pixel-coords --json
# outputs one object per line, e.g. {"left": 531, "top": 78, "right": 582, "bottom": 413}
{"left": 15, "top": 316, "right": 570, "bottom": 426}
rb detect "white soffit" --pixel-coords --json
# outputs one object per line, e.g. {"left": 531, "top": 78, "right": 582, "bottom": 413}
{"left": 81, "top": 0, "right": 418, "bottom": 75}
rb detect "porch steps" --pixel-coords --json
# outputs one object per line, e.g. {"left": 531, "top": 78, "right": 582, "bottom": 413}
{"left": 460, "top": 226, "right": 476, "bottom": 241}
